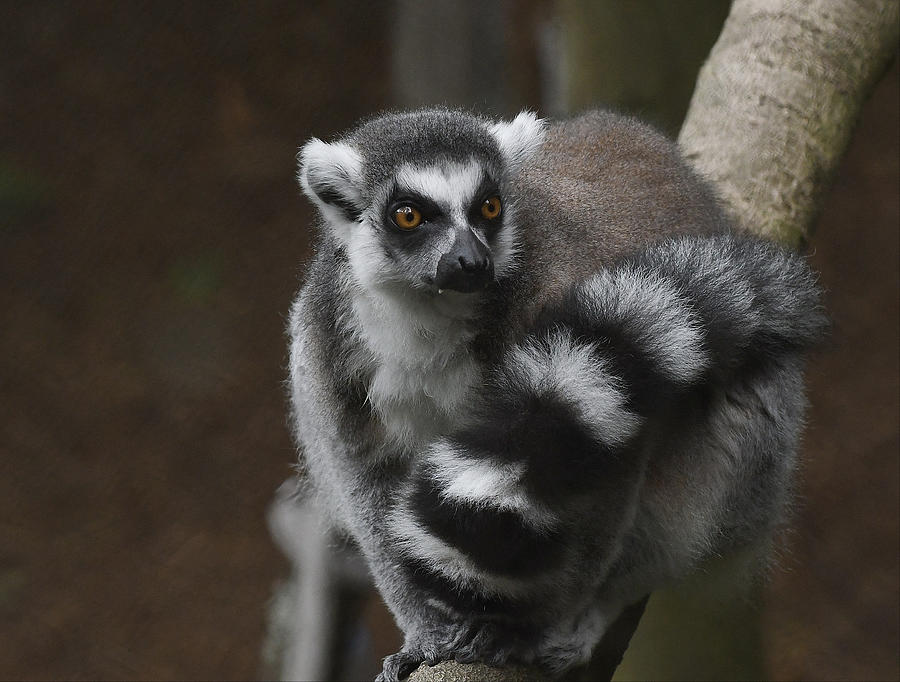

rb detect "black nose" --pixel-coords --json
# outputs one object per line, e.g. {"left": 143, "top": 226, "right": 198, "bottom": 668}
{"left": 434, "top": 231, "right": 494, "bottom": 293}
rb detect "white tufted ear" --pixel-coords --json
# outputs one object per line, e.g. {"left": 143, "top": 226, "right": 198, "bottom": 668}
{"left": 297, "top": 138, "right": 365, "bottom": 221}
{"left": 489, "top": 111, "right": 547, "bottom": 172}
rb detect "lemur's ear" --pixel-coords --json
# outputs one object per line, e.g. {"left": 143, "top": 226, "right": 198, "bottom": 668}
{"left": 297, "top": 138, "right": 365, "bottom": 222}
{"left": 489, "top": 111, "right": 547, "bottom": 173}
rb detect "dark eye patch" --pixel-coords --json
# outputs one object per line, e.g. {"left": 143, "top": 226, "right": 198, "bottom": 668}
{"left": 468, "top": 176, "right": 502, "bottom": 224}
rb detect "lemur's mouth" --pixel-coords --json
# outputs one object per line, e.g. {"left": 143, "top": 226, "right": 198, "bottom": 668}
{"left": 431, "top": 265, "right": 493, "bottom": 294}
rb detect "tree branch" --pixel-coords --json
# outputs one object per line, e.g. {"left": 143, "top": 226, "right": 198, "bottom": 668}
{"left": 679, "top": 0, "right": 899, "bottom": 246}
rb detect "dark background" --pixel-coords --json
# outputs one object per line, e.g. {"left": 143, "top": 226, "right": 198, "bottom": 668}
{"left": 1, "top": 2, "right": 897, "bottom": 680}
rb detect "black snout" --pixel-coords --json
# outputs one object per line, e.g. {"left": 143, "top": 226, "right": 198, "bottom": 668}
{"left": 434, "top": 231, "right": 494, "bottom": 293}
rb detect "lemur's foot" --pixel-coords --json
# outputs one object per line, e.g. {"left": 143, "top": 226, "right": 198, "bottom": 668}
{"left": 451, "top": 620, "right": 528, "bottom": 667}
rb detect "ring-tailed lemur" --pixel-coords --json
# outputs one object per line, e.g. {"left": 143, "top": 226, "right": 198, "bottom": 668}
{"left": 288, "top": 108, "right": 827, "bottom": 680}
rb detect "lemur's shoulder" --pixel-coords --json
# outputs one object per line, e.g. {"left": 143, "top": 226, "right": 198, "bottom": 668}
{"left": 291, "top": 243, "right": 377, "bottom": 430}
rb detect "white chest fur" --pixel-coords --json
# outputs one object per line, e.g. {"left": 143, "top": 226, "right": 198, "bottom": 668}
{"left": 349, "top": 287, "right": 481, "bottom": 450}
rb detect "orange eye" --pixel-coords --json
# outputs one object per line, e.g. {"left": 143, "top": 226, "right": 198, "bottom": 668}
{"left": 481, "top": 196, "right": 502, "bottom": 220}
{"left": 393, "top": 206, "right": 423, "bottom": 230}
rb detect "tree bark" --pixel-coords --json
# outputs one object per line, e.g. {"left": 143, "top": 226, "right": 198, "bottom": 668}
{"left": 679, "top": 0, "right": 899, "bottom": 246}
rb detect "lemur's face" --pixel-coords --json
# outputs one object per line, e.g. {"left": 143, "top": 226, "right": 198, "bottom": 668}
{"left": 298, "top": 109, "right": 545, "bottom": 296}
{"left": 362, "top": 158, "right": 509, "bottom": 294}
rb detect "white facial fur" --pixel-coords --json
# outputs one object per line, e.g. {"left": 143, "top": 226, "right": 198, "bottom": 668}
{"left": 395, "top": 159, "right": 485, "bottom": 209}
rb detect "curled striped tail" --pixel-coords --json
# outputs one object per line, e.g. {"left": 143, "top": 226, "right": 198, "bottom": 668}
{"left": 391, "top": 233, "right": 828, "bottom": 612}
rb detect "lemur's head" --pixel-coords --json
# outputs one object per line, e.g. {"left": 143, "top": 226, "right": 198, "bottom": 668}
{"left": 298, "top": 109, "right": 545, "bottom": 295}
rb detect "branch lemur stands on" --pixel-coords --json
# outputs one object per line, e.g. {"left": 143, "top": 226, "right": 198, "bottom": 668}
{"left": 288, "top": 108, "right": 828, "bottom": 680}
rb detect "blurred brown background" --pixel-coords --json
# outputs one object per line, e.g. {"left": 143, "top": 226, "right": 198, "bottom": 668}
{"left": 0, "top": 2, "right": 896, "bottom": 680}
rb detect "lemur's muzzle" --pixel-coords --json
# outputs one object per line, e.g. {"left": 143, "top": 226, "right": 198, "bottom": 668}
{"left": 434, "top": 230, "right": 494, "bottom": 293}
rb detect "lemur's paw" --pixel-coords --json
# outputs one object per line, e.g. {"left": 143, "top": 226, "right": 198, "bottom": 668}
{"left": 451, "top": 621, "right": 531, "bottom": 668}
{"left": 376, "top": 649, "right": 423, "bottom": 682}
{"left": 377, "top": 626, "right": 472, "bottom": 681}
